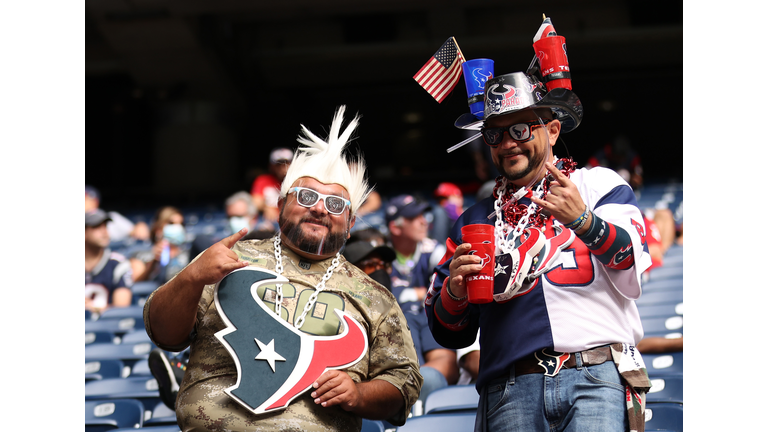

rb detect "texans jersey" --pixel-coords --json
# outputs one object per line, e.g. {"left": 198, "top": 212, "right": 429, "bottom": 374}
{"left": 425, "top": 167, "right": 652, "bottom": 391}
{"left": 390, "top": 238, "right": 446, "bottom": 315}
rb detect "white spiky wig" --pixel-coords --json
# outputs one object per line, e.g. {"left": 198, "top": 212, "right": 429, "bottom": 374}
{"left": 279, "top": 105, "right": 373, "bottom": 215}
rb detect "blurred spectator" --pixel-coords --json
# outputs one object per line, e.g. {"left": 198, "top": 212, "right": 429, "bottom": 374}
{"left": 250, "top": 147, "right": 293, "bottom": 231}
{"left": 348, "top": 227, "right": 387, "bottom": 247}
{"left": 586, "top": 134, "right": 643, "bottom": 190}
{"left": 356, "top": 190, "right": 382, "bottom": 216}
{"left": 456, "top": 331, "right": 480, "bottom": 385}
{"left": 343, "top": 239, "right": 457, "bottom": 413}
{"left": 85, "top": 209, "right": 133, "bottom": 313}
{"left": 643, "top": 212, "right": 665, "bottom": 278}
{"left": 636, "top": 336, "right": 683, "bottom": 354}
{"left": 130, "top": 206, "right": 191, "bottom": 284}
{"left": 644, "top": 207, "right": 677, "bottom": 253}
{"left": 385, "top": 194, "right": 446, "bottom": 312}
{"left": 85, "top": 185, "right": 150, "bottom": 242}
{"left": 430, "top": 182, "right": 464, "bottom": 245}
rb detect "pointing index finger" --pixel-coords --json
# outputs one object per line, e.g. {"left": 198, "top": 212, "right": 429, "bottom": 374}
{"left": 220, "top": 227, "right": 248, "bottom": 249}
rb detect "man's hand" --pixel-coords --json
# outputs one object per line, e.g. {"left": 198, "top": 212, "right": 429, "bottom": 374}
{"left": 311, "top": 370, "right": 361, "bottom": 410}
{"left": 531, "top": 162, "right": 591, "bottom": 234}
{"left": 185, "top": 228, "right": 250, "bottom": 286}
{"left": 447, "top": 243, "right": 483, "bottom": 299}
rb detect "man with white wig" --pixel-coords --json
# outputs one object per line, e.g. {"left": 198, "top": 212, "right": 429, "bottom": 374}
{"left": 144, "top": 106, "right": 423, "bottom": 431}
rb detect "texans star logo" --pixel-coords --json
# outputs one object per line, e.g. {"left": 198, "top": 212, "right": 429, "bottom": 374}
{"left": 213, "top": 267, "right": 368, "bottom": 415}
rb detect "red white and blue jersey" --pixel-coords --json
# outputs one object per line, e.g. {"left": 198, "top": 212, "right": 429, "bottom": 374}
{"left": 85, "top": 249, "right": 133, "bottom": 309}
{"left": 425, "top": 167, "right": 652, "bottom": 391}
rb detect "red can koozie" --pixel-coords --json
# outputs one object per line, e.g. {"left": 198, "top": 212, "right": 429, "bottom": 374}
{"left": 533, "top": 35, "right": 572, "bottom": 91}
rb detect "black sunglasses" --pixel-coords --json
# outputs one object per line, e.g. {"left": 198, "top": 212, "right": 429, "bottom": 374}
{"left": 480, "top": 119, "right": 553, "bottom": 147}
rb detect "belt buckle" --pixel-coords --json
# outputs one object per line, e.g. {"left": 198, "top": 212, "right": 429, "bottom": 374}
{"left": 534, "top": 349, "right": 571, "bottom": 377}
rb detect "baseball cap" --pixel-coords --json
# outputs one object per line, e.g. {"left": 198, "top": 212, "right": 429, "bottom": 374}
{"left": 434, "top": 182, "right": 462, "bottom": 198}
{"left": 270, "top": 148, "right": 294, "bottom": 164}
{"left": 85, "top": 209, "right": 112, "bottom": 227}
{"left": 385, "top": 194, "right": 431, "bottom": 224}
{"left": 343, "top": 241, "right": 396, "bottom": 265}
{"left": 85, "top": 185, "right": 101, "bottom": 200}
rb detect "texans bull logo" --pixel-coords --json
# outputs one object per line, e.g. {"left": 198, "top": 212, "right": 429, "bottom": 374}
{"left": 213, "top": 267, "right": 368, "bottom": 415}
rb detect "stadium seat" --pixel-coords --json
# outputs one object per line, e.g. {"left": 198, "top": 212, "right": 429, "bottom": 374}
{"left": 396, "top": 411, "right": 476, "bottom": 432}
{"left": 110, "top": 427, "right": 181, "bottom": 432}
{"left": 634, "top": 290, "right": 683, "bottom": 306}
{"left": 131, "top": 358, "right": 152, "bottom": 376}
{"left": 132, "top": 281, "right": 161, "bottom": 306}
{"left": 642, "top": 278, "right": 683, "bottom": 293}
{"left": 646, "top": 266, "right": 683, "bottom": 282}
{"left": 86, "top": 330, "right": 119, "bottom": 345}
{"left": 643, "top": 351, "right": 683, "bottom": 377}
{"left": 121, "top": 329, "right": 152, "bottom": 344}
{"left": 362, "top": 419, "right": 385, "bottom": 432}
{"left": 644, "top": 402, "right": 683, "bottom": 431}
{"left": 100, "top": 305, "right": 146, "bottom": 320}
{"left": 85, "top": 341, "right": 155, "bottom": 366}
{"left": 86, "top": 359, "right": 128, "bottom": 382}
{"left": 641, "top": 316, "right": 683, "bottom": 335}
{"left": 637, "top": 302, "right": 683, "bottom": 319}
{"left": 86, "top": 309, "right": 93, "bottom": 321}
{"left": 647, "top": 376, "right": 683, "bottom": 403}
{"left": 144, "top": 400, "right": 178, "bottom": 426}
{"left": 85, "top": 317, "right": 146, "bottom": 335}
{"left": 424, "top": 384, "right": 479, "bottom": 415}
{"left": 85, "top": 398, "right": 144, "bottom": 431}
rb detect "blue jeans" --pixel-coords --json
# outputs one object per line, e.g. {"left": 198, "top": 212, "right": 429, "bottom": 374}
{"left": 478, "top": 352, "right": 627, "bottom": 432}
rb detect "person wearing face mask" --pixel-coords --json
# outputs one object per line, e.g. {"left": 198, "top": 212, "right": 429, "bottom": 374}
{"left": 130, "top": 206, "right": 191, "bottom": 284}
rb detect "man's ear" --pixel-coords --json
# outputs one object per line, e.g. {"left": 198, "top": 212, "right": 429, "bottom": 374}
{"left": 547, "top": 119, "right": 562, "bottom": 148}
{"left": 347, "top": 215, "right": 356, "bottom": 239}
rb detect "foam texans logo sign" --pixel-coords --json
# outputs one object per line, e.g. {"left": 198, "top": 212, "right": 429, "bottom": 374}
{"left": 213, "top": 267, "right": 368, "bottom": 415}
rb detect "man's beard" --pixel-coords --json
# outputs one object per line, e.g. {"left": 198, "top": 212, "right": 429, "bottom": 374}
{"left": 279, "top": 213, "right": 348, "bottom": 256}
{"left": 496, "top": 148, "right": 545, "bottom": 182}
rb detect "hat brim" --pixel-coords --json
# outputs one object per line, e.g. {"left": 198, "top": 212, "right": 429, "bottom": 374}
{"left": 455, "top": 88, "right": 583, "bottom": 134}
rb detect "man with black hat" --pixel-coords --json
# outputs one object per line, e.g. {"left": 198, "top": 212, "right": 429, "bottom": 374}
{"left": 425, "top": 70, "right": 653, "bottom": 431}
{"left": 85, "top": 209, "right": 133, "bottom": 313}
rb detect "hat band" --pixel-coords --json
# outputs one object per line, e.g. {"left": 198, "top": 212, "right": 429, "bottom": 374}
{"left": 542, "top": 71, "right": 571, "bottom": 83}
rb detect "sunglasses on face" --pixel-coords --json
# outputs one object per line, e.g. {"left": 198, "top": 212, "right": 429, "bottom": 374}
{"left": 289, "top": 187, "right": 351, "bottom": 215}
{"left": 480, "top": 119, "right": 553, "bottom": 146}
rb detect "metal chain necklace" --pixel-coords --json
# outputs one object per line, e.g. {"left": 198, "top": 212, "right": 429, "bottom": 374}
{"left": 272, "top": 235, "right": 341, "bottom": 329}
{"left": 492, "top": 156, "right": 577, "bottom": 253}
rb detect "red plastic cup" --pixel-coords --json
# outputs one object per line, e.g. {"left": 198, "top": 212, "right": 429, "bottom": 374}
{"left": 462, "top": 228, "right": 495, "bottom": 304}
{"left": 461, "top": 224, "right": 494, "bottom": 237}
{"left": 533, "top": 35, "right": 572, "bottom": 91}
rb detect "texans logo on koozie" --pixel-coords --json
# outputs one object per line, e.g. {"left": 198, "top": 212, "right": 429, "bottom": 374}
{"left": 213, "top": 267, "right": 368, "bottom": 415}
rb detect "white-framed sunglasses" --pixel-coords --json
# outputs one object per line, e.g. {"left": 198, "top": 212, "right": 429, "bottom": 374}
{"left": 288, "top": 187, "right": 351, "bottom": 215}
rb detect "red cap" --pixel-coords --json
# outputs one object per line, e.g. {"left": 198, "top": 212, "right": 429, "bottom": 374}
{"left": 434, "top": 182, "right": 462, "bottom": 198}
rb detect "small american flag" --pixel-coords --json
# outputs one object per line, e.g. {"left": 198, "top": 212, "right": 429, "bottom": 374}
{"left": 413, "top": 37, "right": 466, "bottom": 103}
{"left": 533, "top": 16, "right": 557, "bottom": 42}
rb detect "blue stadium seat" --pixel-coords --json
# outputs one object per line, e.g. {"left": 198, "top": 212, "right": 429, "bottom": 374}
{"left": 144, "top": 400, "right": 178, "bottom": 426}
{"left": 635, "top": 290, "right": 683, "bottom": 306}
{"left": 647, "top": 376, "right": 683, "bottom": 403}
{"left": 647, "top": 266, "right": 683, "bottom": 282}
{"left": 85, "top": 377, "right": 162, "bottom": 415}
{"left": 362, "top": 419, "right": 386, "bottom": 432}
{"left": 396, "top": 411, "right": 476, "bottom": 432}
{"left": 424, "top": 384, "right": 479, "bottom": 415}
{"left": 637, "top": 302, "right": 683, "bottom": 319}
{"left": 132, "top": 281, "right": 162, "bottom": 306}
{"left": 86, "top": 309, "right": 93, "bottom": 321}
{"left": 642, "top": 278, "right": 683, "bottom": 293}
{"left": 131, "top": 358, "right": 152, "bottom": 376}
{"left": 100, "top": 305, "right": 146, "bottom": 320}
{"left": 641, "top": 316, "right": 683, "bottom": 335}
{"left": 85, "top": 317, "right": 146, "bottom": 335}
{"left": 86, "top": 359, "right": 128, "bottom": 382}
{"left": 644, "top": 402, "right": 683, "bottom": 431}
{"left": 111, "top": 427, "right": 181, "bottom": 432}
{"left": 643, "top": 351, "right": 683, "bottom": 377}
{"left": 85, "top": 341, "right": 156, "bottom": 365}
{"left": 85, "top": 398, "right": 144, "bottom": 431}
{"left": 121, "top": 329, "right": 152, "bottom": 344}
{"left": 662, "top": 252, "right": 683, "bottom": 268}
{"left": 86, "top": 330, "right": 119, "bottom": 345}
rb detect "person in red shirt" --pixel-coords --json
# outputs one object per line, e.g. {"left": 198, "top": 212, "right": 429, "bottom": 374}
{"left": 251, "top": 147, "right": 293, "bottom": 230}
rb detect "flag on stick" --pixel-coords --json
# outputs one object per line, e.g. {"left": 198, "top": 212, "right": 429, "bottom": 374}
{"left": 533, "top": 15, "right": 557, "bottom": 42}
{"left": 413, "top": 37, "right": 466, "bottom": 103}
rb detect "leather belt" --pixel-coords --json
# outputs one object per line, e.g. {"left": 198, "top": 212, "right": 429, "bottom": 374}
{"left": 514, "top": 345, "right": 614, "bottom": 376}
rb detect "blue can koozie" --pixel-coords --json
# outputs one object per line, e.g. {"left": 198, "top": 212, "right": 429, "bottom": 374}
{"left": 462, "top": 59, "right": 494, "bottom": 118}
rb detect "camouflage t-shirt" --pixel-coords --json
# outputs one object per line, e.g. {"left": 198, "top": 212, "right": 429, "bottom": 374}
{"left": 144, "top": 238, "right": 423, "bottom": 431}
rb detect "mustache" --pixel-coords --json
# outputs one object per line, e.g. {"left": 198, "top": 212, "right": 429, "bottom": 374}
{"left": 499, "top": 149, "right": 526, "bottom": 157}
{"left": 299, "top": 215, "right": 331, "bottom": 229}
